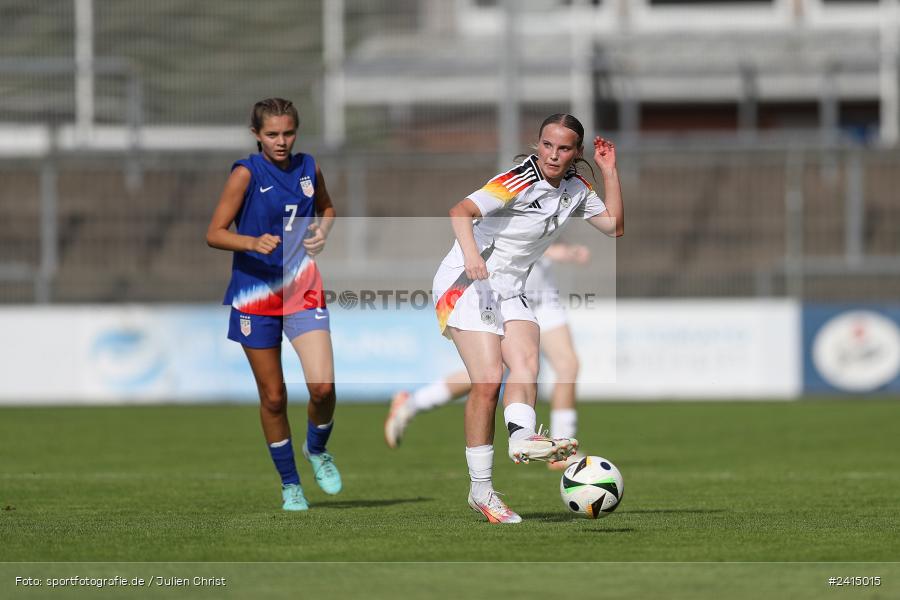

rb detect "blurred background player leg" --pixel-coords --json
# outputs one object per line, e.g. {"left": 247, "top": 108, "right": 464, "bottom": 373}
{"left": 541, "top": 322, "right": 586, "bottom": 470}
{"left": 385, "top": 370, "right": 472, "bottom": 448}
{"left": 520, "top": 247, "right": 588, "bottom": 468}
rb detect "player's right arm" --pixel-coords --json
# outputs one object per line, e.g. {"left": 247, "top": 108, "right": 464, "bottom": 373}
{"left": 206, "top": 165, "right": 281, "bottom": 255}
{"left": 449, "top": 198, "right": 488, "bottom": 280}
{"left": 452, "top": 160, "right": 535, "bottom": 281}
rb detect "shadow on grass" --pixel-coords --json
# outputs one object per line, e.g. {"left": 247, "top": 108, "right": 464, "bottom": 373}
{"left": 517, "top": 512, "right": 578, "bottom": 523}
{"left": 314, "top": 497, "right": 432, "bottom": 509}
{"left": 518, "top": 511, "right": 634, "bottom": 530}
{"left": 621, "top": 509, "right": 726, "bottom": 514}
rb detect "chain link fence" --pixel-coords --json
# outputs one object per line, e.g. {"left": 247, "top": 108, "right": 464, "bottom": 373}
{"left": 1, "top": 1, "right": 898, "bottom": 303}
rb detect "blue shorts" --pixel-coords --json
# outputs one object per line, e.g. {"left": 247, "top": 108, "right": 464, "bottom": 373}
{"left": 227, "top": 307, "right": 331, "bottom": 348}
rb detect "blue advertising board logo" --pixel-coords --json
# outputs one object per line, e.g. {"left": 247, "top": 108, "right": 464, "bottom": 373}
{"left": 804, "top": 305, "right": 900, "bottom": 394}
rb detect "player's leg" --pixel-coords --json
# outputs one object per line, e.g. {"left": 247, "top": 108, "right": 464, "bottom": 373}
{"left": 288, "top": 311, "right": 342, "bottom": 495}
{"left": 385, "top": 370, "right": 472, "bottom": 448}
{"left": 243, "top": 346, "right": 291, "bottom": 443}
{"left": 499, "top": 318, "right": 540, "bottom": 409}
{"left": 440, "top": 280, "right": 504, "bottom": 449}
{"left": 242, "top": 344, "right": 308, "bottom": 511}
{"left": 500, "top": 319, "right": 552, "bottom": 460}
{"left": 450, "top": 328, "right": 503, "bottom": 447}
{"left": 540, "top": 323, "right": 585, "bottom": 470}
{"left": 501, "top": 319, "right": 578, "bottom": 463}
{"left": 448, "top": 327, "right": 519, "bottom": 523}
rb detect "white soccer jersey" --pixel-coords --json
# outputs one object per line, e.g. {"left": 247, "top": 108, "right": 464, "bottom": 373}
{"left": 443, "top": 155, "right": 606, "bottom": 299}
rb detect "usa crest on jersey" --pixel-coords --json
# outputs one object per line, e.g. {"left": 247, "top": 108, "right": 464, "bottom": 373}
{"left": 300, "top": 176, "right": 315, "bottom": 198}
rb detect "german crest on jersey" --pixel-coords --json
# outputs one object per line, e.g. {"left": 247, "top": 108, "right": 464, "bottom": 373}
{"left": 299, "top": 176, "right": 315, "bottom": 198}
{"left": 240, "top": 314, "right": 252, "bottom": 336}
{"left": 560, "top": 192, "right": 572, "bottom": 208}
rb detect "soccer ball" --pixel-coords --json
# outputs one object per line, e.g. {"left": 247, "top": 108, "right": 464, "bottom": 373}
{"left": 560, "top": 456, "right": 624, "bottom": 519}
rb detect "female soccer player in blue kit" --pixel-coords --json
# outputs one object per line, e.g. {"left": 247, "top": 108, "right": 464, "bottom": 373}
{"left": 206, "top": 98, "right": 341, "bottom": 511}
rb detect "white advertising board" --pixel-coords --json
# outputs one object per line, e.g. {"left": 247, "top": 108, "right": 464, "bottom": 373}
{"left": 0, "top": 300, "right": 801, "bottom": 403}
{"left": 564, "top": 300, "right": 801, "bottom": 399}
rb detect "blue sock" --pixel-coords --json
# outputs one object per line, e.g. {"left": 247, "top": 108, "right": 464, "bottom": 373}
{"left": 306, "top": 420, "right": 333, "bottom": 455}
{"left": 268, "top": 438, "right": 300, "bottom": 486}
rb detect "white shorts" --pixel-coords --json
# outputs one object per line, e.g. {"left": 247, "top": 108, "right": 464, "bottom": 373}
{"left": 433, "top": 264, "right": 537, "bottom": 338}
{"left": 532, "top": 296, "right": 568, "bottom": 332}
{"left": 525, "top": 256, "right": 567, "bottom": 332}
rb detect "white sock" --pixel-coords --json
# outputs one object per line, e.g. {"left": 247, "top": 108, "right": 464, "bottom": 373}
{"left": 550, "top": 408, "right": 577, "bottom": 439}
{"left": 504, "top": 403, "right": 536, "bottom": 441}
{"left": 412, "top": 381, "right": 453, "bottom": 413}
{"left": 465, "top": 445, "right": 494, "bottom": 501}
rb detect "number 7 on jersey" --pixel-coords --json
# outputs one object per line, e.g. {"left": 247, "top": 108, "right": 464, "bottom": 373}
{"left": 284, "top": 204, "right": 298, "bottom": 231}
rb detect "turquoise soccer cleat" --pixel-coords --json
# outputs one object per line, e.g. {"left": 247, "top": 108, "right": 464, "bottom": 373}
{"left": 281, "top": 483, "right": 309, "bottom": 511}
{"left": 303, "top": 442, "right": 343, "bottom": 495}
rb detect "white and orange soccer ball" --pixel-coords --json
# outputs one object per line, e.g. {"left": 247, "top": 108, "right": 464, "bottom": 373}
{"left": 560, "top": 455, "right": 624, "bottom": 519}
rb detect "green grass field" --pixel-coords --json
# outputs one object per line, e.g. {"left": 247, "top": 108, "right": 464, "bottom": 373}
{"left": 2, "top": 400, "right": 899, "bottom": 598}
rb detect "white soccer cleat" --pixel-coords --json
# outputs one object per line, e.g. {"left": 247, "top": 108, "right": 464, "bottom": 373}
{"left": 508, "top": 425, "right": 578, "bottom": 464}
{"left": 548, "top": 450, "right": 586, "bottom": 471}
{"left": 467, "top": 491, "right": 522, "bottom": 524}
{"left": 384, "top": 390, "right": 414, "bottom": 449}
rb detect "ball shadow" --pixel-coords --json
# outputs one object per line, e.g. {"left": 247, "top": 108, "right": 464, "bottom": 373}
{"left": 518, "top": 511, "right": 634, "bottom": 531}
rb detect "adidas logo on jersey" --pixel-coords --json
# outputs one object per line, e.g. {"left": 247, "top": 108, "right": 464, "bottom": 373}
{"left": 527, "top": 199, "right": 543, "bottom": 210}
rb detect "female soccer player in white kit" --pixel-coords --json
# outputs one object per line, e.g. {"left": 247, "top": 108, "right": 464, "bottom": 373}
{"left": 432, "top": 114, "right": 623, "bottom": 523}
{"left": 386, "top": 244, "right": 591, "bottom": 472}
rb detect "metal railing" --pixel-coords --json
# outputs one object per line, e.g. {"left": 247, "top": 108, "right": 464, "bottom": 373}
{"left": 1, "top": 143, "right": 898, "bottom": 304}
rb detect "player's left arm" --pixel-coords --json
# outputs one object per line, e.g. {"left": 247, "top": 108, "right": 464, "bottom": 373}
{"left": 305, "top": 164, "right": 335, "bottom": 256}
{"left": 586, "top": 137, "right": 624, "bottom": 238}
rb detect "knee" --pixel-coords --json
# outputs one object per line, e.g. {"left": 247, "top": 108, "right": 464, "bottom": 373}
{"left": 259, "top": 385, "right": 288, "bottom": 415}
{"left": 307, "top": 382, "right": 335, "bottom": 405}
{"left": 508, "top": 356, "right": 540, "bottom": 383}
{"left": 553, "top": 354, "right": 579, "bottom": 381}
{"left": 469, "top": 381, "right": 502, "bottom": 403}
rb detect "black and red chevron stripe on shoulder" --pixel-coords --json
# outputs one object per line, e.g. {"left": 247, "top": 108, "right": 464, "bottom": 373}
{"left": 481, "top": 156, "right": 543, "bottom": 203}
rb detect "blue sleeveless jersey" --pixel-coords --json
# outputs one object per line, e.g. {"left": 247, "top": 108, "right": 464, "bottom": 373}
{"left": 223, "top": 152, "right": 325, "bottom": 315}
